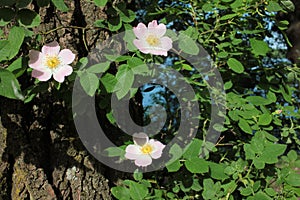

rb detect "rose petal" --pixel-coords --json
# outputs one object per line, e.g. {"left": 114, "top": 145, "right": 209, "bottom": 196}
{"left": 59, "top": 49, "right": 75, "bottom": 65}
{"left": 145, "top": 36, "right": 172, "bottom": 56}
{"left": 42, "top": 41, "right": 60, "bottom": 56}
{"left": 159, "top": 36, "right": 173, "bottom": 51}
{"left": 148, "top": 23, "right": 166, "bottom": 38}
{"left": 133, "top": 132, "right": 149, "bottom": 146}
{"left": 135, "top": 155, "right": 152, "bottom": 167}
{"left": 28, "top": 50, "right": 43, "bottom": 69}
{"left": 125, "top": 144, "right": 142, "bottom": 160}
{"left": 149, "top": 49, "right": 168, "bottom": 56}
{"left": 133, "top": 23, "right": 148, "bottom": 39}
{"left": 32, "top": 68, "right": 52, "bottom": 81}
{"left": 148, "top": 20, "right": 158, "bottom": 28}
{"left": 133, "top": 39, "right": 150, "bottom": 54}
{"left": 53, "top": 65, "right": 73, "bottom": 83}
{"left": 149, "top": 140, "right": 165, "bottom": 159}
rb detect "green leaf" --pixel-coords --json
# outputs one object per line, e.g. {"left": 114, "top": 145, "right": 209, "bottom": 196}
{"left": 131, "top": 64, "right": 149, "bottom": 75}
{"left": 154, "top": 189, "right": 163, "bottom": 198}
{"left": 94, "top": 20, "right": 106, "bottom": 28}
{"left": 7, "top": 57, "right": 27, "bottom": 78}
{"left": 280, "top": 0, "right": 295, "bottom": 12}
{"left": 104, "top": 146, "right": 125, "bottom": 157}
{"left": 76, "top": 57, "right": 89, "bottom": 69}
{"left": 0, "top": 8, "right": 15, "bottom": 26}
{"left": 108, "top": 17, "right": 122, "bottom": 32}
{"left": 224, "top": 81, "right": 233, "bottom": 90}
{"left": 100, "top": 73, "right": 117, "bottom": 93}
{"left": 0, "top": 41, "right": 10, "bottom": 62}
{"left": 167, "top": 143, "right": 183, "bottom": 164}
{"left": 246, "top": 96, "right": 272, "bottom": 105}
{"left": 167, "top": 192, "right": 175, "bottom": 199}
{"left": 183, "top": 139, "right": 203, "bottom": 160}
{"left": 227, "top": 58, "right": 244, "bottom": 73}
{"left": 115, "top": 68, "right": 134, "bottom": 99}
{"left": 165, "top": 29, "right": 178, "bottom": 41}
{"left": 264, "top": 188, "right": 277, "bottom": 196}
{"left": 260, "top": 143, "right": 286, "bottom": 164}
{"left": 250, "top": 133, "right": 265, "bottom": 153}
{"left": 178, "top": 33, "right": 199, "bottom": 55}
{"left": 0, "top": 69, "right": 24, "bottom": 100}
{"left": 8, "top": 26, "right": 25, "bottom": 58}
{"left": 17, "top": 9, "right": 41, "bottom": 27}
{"left": 51, "top": 0, "right": 69, "bottom": 12}
{"left": 208, "top": 162, "right": 228, "bottom": 180}
{"left": 222, "top": 181, "right": 237, "bottom": 194}
{"left": 127, "top": 57, "right": 144, "bottom": 68}
{"left": 250, "top": 39, "right": 270, "bottom": 56}
{"left": 117, "top": 4, "right": 136, "bottom": 23}
{"left": 23, "top": 83, "right": 49, "bottom": 103}
{"left": 0, "top": 26, "right": 25, "bottom": 62}
{"left": 238, "top": 118, "right": 252, "bottom": 134}
{"left": 191, "top": 179, "right": 202, "bottom": 192}
{"left": 182, "top": 64, "right": 193, "bottom": 71}
{"left": 182, "top": 26, "right": 199, "bottom": 39}
{"left": 36, "top": 0, "right": 50, "bottom": 7}
{"left": 166, "top": 159, "right": 181, "bottom": 172}
{"left": 267, "top": 1, "right": 283, "bottom": 12}
{"left": 240, "top": 187, "right": 252, "bottom": 196}
{"left": 220, "top": 13, "right": 237, "bottom": 20}
{"left": 253, "top": 157, "right": 265, "bottom": 169}
{"left": 94, "top": 0, "right": 108, "bottom": 7}
{"left": 258, "top": 113, "right": 272, "bottom": 126}
{"left": 217, "top": 51, "right": 228, "bottom": 58}
{"left": 111, "top": 186, "right": 131, "bottom": 200}
{"left": 124, "top": 24, "right": 136, "bottom": 51}
{"left": 185, "top": 157, "right": 209, "bottom": 174}
{"left": 253, "top": 191, "right": 273, "bottom": 200}
{"left": 228, "top": 110, "right": 239, "bottom": 121}
{"left": 87, "top": 62, "right": 110, "bottom": 74}
{"left": 230, "top": 0, "right": 243, "bottom": 9}
{"left": 224, "top": 166, "right": 235, "bottom": 175}
{"left": 106, "top": 111, "right": 116, "bottom": 124}
{"left": 133, "top": 169, "right": 143, "bottom": 181}
{"left": 202, "top": 179, "right": 217, "bottom": 199}
{"left": 278, "top": 20, "right": 289, "bottom": 30}
{"left": 266, "top": 91, "right": 277, "bottom": 102}
{"left": 265, "top": 143, "right": 287, "bottom": 157}
{"left": 285, "top": 172, "right": 300, "bottom": 186}
{"left": 263, "top": 131, "right": 278, "bottom": 142}
{"left": 0, "top": 0, "right": 17, "bottom": 6}
{"left": 120, "top": 10, "right": 136, "bottom": 23}
{"left": 202, "top": 3, "right": 213, "bottom": 11}
{"left": 79, "top": 71, "right": 99, "bottom": 96}
{"left": 129, "top": 181, "right": 148, "bottom": 200}
{"left": 16, "top": 0, "right": 32, "bottom": 8}
{"left": 287, "top": 150, "right": 297, "bottom": 162}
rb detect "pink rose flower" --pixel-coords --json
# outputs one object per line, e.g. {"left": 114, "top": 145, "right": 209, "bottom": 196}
{"left": 28, "top": 41, "right": 75, "bottom": 83}
{"left": 125, "top": 132, "right": 165, "bottom": 167}
{"left": 133, "top": 20, "right": 173, "bottom": 56}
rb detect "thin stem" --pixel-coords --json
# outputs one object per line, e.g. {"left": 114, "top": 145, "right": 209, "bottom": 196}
{"left": 39, "top": 25, "right": 92, "bottom": 51}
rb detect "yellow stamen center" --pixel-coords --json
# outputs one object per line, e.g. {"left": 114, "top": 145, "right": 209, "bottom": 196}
{"left": 146, "top": 35, "right": 160, "bottom": 46}
{"left": 46, "top": 56, "right": 60, "bottom": 69}
{"left": 141, "top": 144, "right": 153, "bottom": 154}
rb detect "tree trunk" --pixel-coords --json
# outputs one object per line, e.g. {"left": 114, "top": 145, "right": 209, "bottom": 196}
{"left": 285, "top": 0, "right": 300, "bottom": 63}
{"left": 0, "top": 0, "right": 115, "bottom": 199}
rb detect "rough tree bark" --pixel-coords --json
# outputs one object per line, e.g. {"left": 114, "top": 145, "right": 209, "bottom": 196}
{"left": 285, "top": 0, "right": 300, "bottom": 63}
{"left": 0, "top": 0, "right": 131, "bottom": 199}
